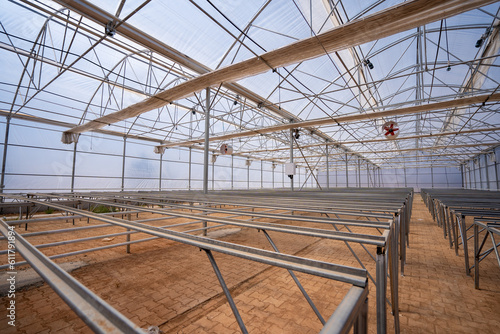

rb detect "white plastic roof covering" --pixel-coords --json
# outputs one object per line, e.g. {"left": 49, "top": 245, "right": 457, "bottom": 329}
{"left": 1, "top": 0, "right": 499, "bottom": 171}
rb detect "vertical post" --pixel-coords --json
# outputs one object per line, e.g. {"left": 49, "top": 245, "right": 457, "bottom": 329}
{"left": 272, "top": 164, "right": 275, "bottom": 188}
{"left": 460, "top": 215, "right": 470, "bottom": 275}
{"left": 71, "top": 141, "right": 78, "bottom": 192}
{"left": 345, "top": 154, "right": 349, "bottom": 187}
{"left": 260, "top": 160, "right": 263, "bottom": 189}
{"left": 357, "top": 158, "right": 361, "bottom": 188}
{"left": 478, "top": 156, "right": 482, "bottom": 189}
{"left": 290, "top": 127, "right": 294, "bottom": 191}
{"left": 159, "top": 151, "right": 163, "bottom": 191}
{"left": 326, "top": 142, "right": 330, "bottom": 189}
{"left": 247, "top": 161, "right": 250, "bottom": 189}
{"left": 474, "top": 223, "right": 479, "bottom": 289}
{"left": 469, "top": 163, "right": 473, "bottom": 189}
{"left": 431, "top": 164, "right": 434, "bottom": 188}
{"left": 231, "top": 154, "right": 234, "bottom": 189}
{"left": 460, "top": 164, "right": 464, "bottom": 189}
{"left": 495, "top": 153, "right": 499, "bottom": 190}
{"left": 126, "top": 212, "right": 131, "bottom": 254}
{"left": 203, "top": 88, "right": 210, "bottom": 195}
{"left": 484, "top": 154, "right": 490, "bottom": 190}
{"left": 188, "top": 147, "right": 192, "bottom": 190}
{"left": 376, "top": 245, "right": 387, "bottom": 334}
{"left": 473, "top": 161, "right": 477, "bottom": 189}
{"left": 282, "top": 164, "right": 284, "bottom": 188}
{"left": 212, "top": 159, "right": 215, "bottom": 190}
{"left": 203, "top": 88, "right": 210, "bottom": 236}
{"left": 121, "top": 136, "right": 127, "bottom": 192}
{"left": 0, "top": 115, "right": 11, "bottom": 197}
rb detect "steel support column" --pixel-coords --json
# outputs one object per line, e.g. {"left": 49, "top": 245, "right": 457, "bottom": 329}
{"left": 376, "top": 245, "right": 387, "bottom": 334}
{"left": 261, "top": 160, "right": 263, "bottom": 189}
{"left": 290, "top": 127, "right": 294, "bottom": 191}
{"left": 326, "top": 143, "right": 330, "bottom": 189}
{"left": 71, "top": 141, "right": 78, "bottom": 192}
{"left": 431, "top": 164, "right": 434, "bottom": 188}
{"left": 188, "top": 147, "right": 192, "bottom": 190}
{"left": 159, "top": 151, "right": 163, "bottom": 191}
{"left": 495, "top": 153, "right": 499, "bottom": 190}
{"left": 345, "top": 154, "right": 349, "bottom": 187}
{"left": 203, "top": 88, "right": 210, "bottom": 195}
{"left": 0, "top": 115, "right": 11, "bottom": 197}
{"left": 478, "top": 157, "right": 482, "bottom": 189}
{"left": 484, "top": 154, "right": 490, "bottom": 189}
{"left": 121, "top": 136, "right": 126, "bottom": 192}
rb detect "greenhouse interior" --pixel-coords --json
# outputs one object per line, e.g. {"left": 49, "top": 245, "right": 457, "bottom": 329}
{"left": 0, "top": 0, "right": 499, "bottom": 333}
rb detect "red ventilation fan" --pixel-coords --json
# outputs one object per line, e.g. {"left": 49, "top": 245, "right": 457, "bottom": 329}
{"left": 382, "top": 121, "right": 399, "bottom": 139}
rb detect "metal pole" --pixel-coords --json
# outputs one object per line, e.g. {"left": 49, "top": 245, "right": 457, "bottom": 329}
{"left": 431, "top": 164, "right": 434, "bottom": 188}
{"left": 205, "top": 250, "right": 248, "bottom": 334}
{"left": 478, "top": 156, "right": 482, "bottom": 189}
{"left": 231, "top": 154, "right": 234, "bottom": 189}
{"left": 0, "top": 115, "right": 11, "bottom": 197}
{"left": 188, "top": 147, "right": 192, "bottom": 190}
{"left": 357, "top": 158, "right": 361, "bottom": 188}
{"left": 247, "top": 162, "right": 250, "bottom": 189}
{"left": 272, "top": 164, "right": 275, "bottom": 188}
{"left": 460, "top": 164, "right": 464, "bottom": 189}
{"left": 495, "top": 154, "right": 499, "bottom": 190}
{"left": 121, "top": 136, "right": 126, "bottom": 192}
{"left": 159, "top": 152, "right": 163, "bottom": 191}
{"left": 484, "top": 154, "right": 490, "bottom": 189}
{"left": 282, "top": 164, "right": 284, "bottom": 188}
{"left": 290, "top": 127, "right": 294, "bottom": 191}
{"left": 261, "top": 160, "right": 263, "bottom": 189}
{"left": 345, "top": 154, "right": 349, "bottom": 187}
{"left": 71, "top": 141, "right": 78, "bottom": 192}
{"left": 203, "top": 88, "right": 210, "bottom": 194}
{"left": 326, "top": 143, "right": 329, "bottom": 189}
{"left": 212, "top": 159, "right": 215, "bottom": 190}
{"left": 376, "top": 245, "right": 387, "bottom": 334}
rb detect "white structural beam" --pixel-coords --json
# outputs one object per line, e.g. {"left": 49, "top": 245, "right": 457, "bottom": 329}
{"left": 61, "top": 0, "right": 497, "bottom": 136}
{"left": 155, "top": 93, "right": 500, "bottom": 149}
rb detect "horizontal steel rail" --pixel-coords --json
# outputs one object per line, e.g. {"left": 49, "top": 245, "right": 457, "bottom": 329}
{"left": 319, "top": 283, "right": 369, "bottom": 334}
{"left": 0, "top": 194, "right": 367, "bottom": 286}
{"left": 35, "top": 194, "right": 390, "bottom": 245}
{"left": 57, "top": 193, "right": 393, "bottom": 229}
{"left": 0, "top": 219, "right": 144, "bottom": 334}
{"left": 75, "top": 191, "right": 396, "bottom": 219}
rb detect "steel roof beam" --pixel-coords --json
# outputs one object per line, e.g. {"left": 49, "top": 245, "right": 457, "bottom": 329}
{"left": 156, "top": 93, "right": 500, "bottom": 149}
{"left": 59, "top": 0, "right": 498, "bottom": 137}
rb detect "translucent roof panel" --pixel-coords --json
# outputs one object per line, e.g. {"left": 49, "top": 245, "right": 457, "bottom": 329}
{"left": 0, "top": 0, "right": 498, "bottom": 172}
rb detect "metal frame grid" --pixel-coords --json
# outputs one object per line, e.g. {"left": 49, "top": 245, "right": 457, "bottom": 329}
{"left": 0, "top": 188, "right": 413, "bottom": 333}
{"left": 421, "top": 188, "right": 500, "bottom": 288}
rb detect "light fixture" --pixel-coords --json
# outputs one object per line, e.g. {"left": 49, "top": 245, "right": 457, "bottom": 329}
{"left": 105, "top": 21, "right": 116, "bottom": 37}
{"left": 364, "top": 59, "right": 374, "bottom": 70}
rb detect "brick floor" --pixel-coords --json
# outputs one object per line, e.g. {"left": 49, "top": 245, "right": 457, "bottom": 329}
{"left": 0, "top": 197, "right": 499, "bottom": 333}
